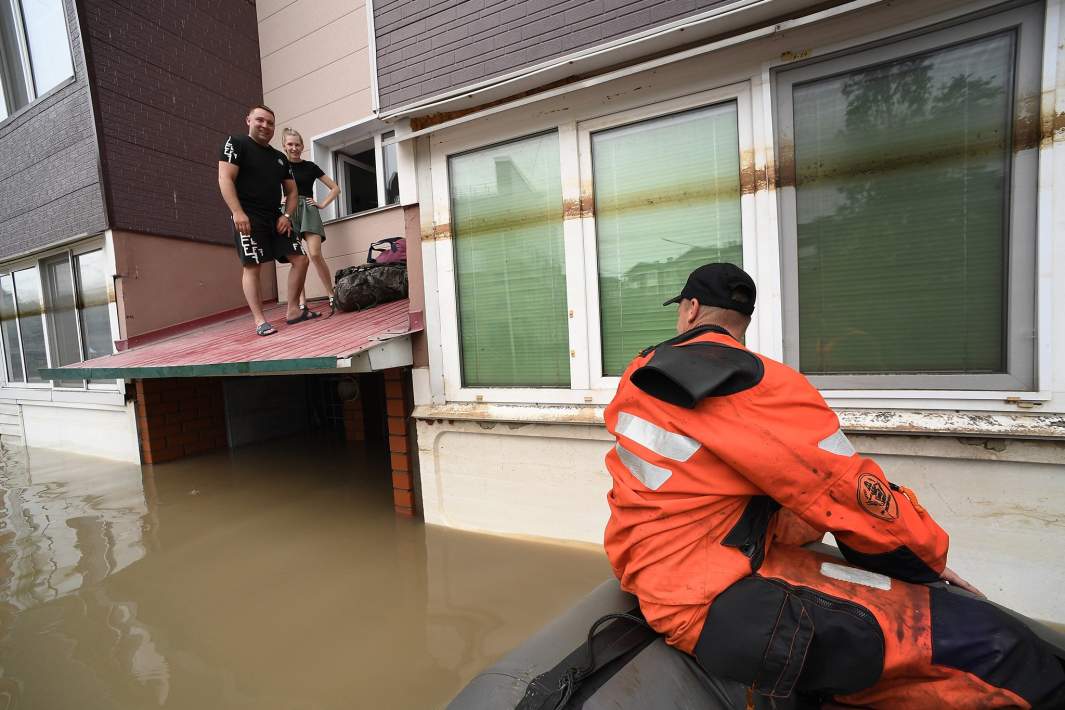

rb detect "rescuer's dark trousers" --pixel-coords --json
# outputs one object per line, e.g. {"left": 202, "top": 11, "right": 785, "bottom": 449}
{"left": 694, "top": 544, "right": 1065, "bottom": 709}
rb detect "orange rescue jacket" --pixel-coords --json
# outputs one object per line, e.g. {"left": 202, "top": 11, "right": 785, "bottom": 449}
{"left": 603, "top": 325, "right": 949, "bottom": 652}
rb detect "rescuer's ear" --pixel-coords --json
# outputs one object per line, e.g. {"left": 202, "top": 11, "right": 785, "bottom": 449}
{"left": 686, "top": 298, "right": 701, "bottom": 326}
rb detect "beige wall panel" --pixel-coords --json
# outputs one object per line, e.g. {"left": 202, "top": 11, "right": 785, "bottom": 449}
{"left": 255, "top": 0, "right": 294, "bottom": 23}
{"left": 265, "top": 50, "right": 371, "bottom": 130}
{"left": 262, "top": 11, "right": 368, "bottom": 92}
{"left": 113, "top": 231, "right": 277, "bottom": 339}
{"left": 402, "top": 205, "right": 424, "bottom": 314}
{"left": 258, "top": 0, "right": 361, "bottom": 57}
{"left": 275, "top": 206, "right": 406, "bottom": 302}
{"left": 271, "top": 90, "right": 373, "bottom": 148}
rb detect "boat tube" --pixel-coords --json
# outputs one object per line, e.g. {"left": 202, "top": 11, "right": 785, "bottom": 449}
{"left": 447, "top": 544, "right": 1065, "bottom": 710}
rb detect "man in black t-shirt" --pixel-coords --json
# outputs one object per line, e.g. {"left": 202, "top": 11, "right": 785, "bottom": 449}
{"left": 218, "top": 104, "right": 313, "bottom": 335}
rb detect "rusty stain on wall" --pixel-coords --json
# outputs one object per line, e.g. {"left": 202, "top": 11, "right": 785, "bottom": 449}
{"left": 421, "top": 222, "right": 451, "bottom": 242}
{"left": 410, "top": 77, "right": 581, "bottom": 132}
{"left": 838, "top": 408, "right": 1065, "bottom": 440}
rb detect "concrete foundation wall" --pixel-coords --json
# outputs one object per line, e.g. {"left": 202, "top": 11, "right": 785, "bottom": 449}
{"left": 20, "top": 402, "right": 139, "bottom": 463}
{"left": 417, "top": 420, "right": 613, "bottom": 543}
{"left": 416, "top": 419, "right": 1065, "bottom": 623}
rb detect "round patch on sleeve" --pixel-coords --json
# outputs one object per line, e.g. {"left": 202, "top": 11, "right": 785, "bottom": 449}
{"left": 857, "top": 473, "right": 899, "bottom": 521}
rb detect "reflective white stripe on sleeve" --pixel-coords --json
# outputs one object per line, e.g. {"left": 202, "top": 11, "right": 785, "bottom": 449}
{"left": 615, "top": 443, "right": 673, "bottom": 490}
{"left": 820, "top": 562, "right": 891, "bottom": 590}
{"left": 818, "top": 428, "right": 856, "bottom": 457}
{"left": 616, "top": 412, "right": 700, "bottom": 461}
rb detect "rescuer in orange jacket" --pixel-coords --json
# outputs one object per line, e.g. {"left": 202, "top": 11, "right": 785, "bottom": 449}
{"left": 603, "top": 263, "right": 1065, "bottom": 708}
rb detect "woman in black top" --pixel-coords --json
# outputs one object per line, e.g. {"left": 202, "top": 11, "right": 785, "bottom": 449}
{"left": 282, "top": 128, "right": 341, "bottom": 312}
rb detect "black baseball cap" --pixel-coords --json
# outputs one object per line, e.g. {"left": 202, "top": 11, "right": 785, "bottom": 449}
{"left": 662, "top": 263, "right": 756, "bottom": 316}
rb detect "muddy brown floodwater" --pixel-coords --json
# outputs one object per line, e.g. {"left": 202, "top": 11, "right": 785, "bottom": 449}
{"left": 0, "top": 438, "right": 612, "bottom": 709}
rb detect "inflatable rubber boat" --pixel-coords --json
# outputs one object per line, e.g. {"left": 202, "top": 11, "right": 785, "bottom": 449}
{"left": 447, "top": 544, "right": 1065, "bottom": 710}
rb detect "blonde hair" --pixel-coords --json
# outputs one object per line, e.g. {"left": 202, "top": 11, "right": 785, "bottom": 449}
{"left": 281, "top": 127, "right": 304, "bottom": 145}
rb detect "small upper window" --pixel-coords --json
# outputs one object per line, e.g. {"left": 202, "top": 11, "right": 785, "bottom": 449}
{"left": 0, "top": 0, "right": 74, "bottom": 121}
{"left": 334, "top": 132, "right": 401, "bottom": 218}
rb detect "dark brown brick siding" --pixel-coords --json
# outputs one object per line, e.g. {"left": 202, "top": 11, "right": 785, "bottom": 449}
{"left": 80, "top": 0, "right": 264, "bottom": 245}
{"left": 0, "top": 0, "right": 107, "bottom": 260}
{"left": 374, "top": 0, "right": 733, "bottom": 110}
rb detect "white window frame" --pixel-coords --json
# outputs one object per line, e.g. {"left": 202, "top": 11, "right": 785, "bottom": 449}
{"left": 0, "top": 238, "right": 117, "bottom": 392}
{"left": 430, "top": 83, "right": 759, "bottom": 404}
{"left": 772, "top": 2, "right": 1043, "bottom": 392}
{"left": 420, "top": 0, "right": 1058, "bottom": 411}
{"left": 334, "top": 132, "right": 401, "bottom": 219}
{"left": 578, "top": 83, "right": 758, "bottom": 392}
{"left": 0, "top": 0, "right": 75, "bottom": 122}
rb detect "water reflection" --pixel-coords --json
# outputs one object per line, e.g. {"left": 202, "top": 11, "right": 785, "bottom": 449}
{"left": 794, "top": 33, "right": 1013, "bottom": 374}
{"left": 0, "top": 440, "right": 609, "bottom": 709}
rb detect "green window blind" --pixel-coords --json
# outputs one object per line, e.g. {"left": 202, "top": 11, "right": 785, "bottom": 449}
{"left": 794, "top": 33, "right": 1013, "bottom": 375}
{"left": 592, "top": 103, "right": 743, "bottom": 376}
{"left": 450, "top": 132, "right": 569, "bottom": 387}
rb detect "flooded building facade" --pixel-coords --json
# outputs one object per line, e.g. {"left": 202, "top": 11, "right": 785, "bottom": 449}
{"left": 368, "top": 0, "right": 1065, "bottom": 624}
{"left": 1, "top": 1, "right": 425, "bottom": 521}
{"left": 0, "top": 0, "right": 269, "bottom": 460}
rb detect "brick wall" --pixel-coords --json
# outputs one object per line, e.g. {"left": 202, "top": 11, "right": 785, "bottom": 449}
{"left": 384, "top": 367, "right": 417, "bottom": 516}
{"left": 79, "top": 0, "right": 264, "bottom": 245}
{"left": 133, "top": 378, "right": 228, "bottom": 464}
{"left": 0, "top": 0, "right": 107, "bottom": 260}
{"left": 373, "top": 0, "right": 734, "bottom": 110}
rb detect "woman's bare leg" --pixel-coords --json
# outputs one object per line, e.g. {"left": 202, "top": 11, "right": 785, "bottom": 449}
{"left": 303, "top": 234, "right": 334, "bottom": 299}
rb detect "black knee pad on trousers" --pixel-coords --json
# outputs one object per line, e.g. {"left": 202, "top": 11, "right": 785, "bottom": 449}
{"left": 930, "top": 587, "right": 1065, "bottom": 709}
{"left": 695, "top": 576, "right": 885, "bottom": 698}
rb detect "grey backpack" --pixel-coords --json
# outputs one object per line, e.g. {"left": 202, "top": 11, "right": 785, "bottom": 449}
{"left": 334, "top": 250, "right": 408, "bottom": 312}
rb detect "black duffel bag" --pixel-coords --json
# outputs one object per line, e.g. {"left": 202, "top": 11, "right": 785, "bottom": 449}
{"left": 333, "top": 239, "right": 408, "bottom": 312}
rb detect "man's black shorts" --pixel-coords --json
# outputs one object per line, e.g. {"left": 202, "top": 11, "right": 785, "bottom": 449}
{"left": 232, "top": 210, "right": 306, "bottom": 265}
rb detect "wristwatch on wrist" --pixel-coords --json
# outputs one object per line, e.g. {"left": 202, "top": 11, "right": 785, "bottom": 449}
{"left": 282, "top": 212, "right": 292, "bottom": 221}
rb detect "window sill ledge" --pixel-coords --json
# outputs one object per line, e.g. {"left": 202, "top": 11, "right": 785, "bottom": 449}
{"left": 413, "top": 402, "right": 1065, "bottom": 440}
{"left": 323, "top": 203, "right": 404, "bottom": 227}
{"left": 413, "top": 402, "right": 606, "bottom": 427}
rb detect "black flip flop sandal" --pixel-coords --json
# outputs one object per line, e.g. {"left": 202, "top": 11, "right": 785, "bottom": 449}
{"left": 286, "top": 309, "right": 321, "bottom": 325}
{"left": 256, "top": 322, "right": 277, "bottom": 336}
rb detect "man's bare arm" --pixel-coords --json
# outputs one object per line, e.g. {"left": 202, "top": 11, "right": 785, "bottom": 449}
{"left": 277, "top": 178, "right": 297, "bottom": 235}
{"left": 218, "top": 161, "right": 250, "bottom": 234}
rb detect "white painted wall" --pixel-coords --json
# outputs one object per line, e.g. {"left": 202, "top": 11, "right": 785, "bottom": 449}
{"left": 0, "top": 399, "right": 23, "bottom": 447}
{"left": 417, "top": 420, "right": 614, "bottom": 544}
{"left": 416, "top": 420, "right": 1065, "bottom": 623}
{"left": 21, "top": 402, "right": 140, "bottom": 463}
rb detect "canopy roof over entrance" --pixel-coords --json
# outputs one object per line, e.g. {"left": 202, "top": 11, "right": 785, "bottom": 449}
{"left": 40, "top": 300, "right": 417, "bottom": 380}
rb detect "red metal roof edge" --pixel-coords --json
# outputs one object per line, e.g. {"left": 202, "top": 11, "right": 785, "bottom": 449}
{"left": 114, "top": 299, "right": 280, "bottom": 352}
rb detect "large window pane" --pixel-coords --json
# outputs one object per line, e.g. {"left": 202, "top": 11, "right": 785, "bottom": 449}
{"left": 793, "top": 33, "right": 1012, "bottom": 375}
{"left": 0, "top": 274, "right": 24, "bottom": 382}
{"left": 75, "top": 250, "right": 114, "bottom": 385}
{"left": 0, "top": 0, "right": 30, "bottom": 116}
{"left": 13, "top": 268, "right": 46, "bottom": 383}
{"left": 450, "top": 132, "right": 568, "bottom": 387}
{"left": 41, "top": 254, "right": 81, "bottom": 387}
{"left": 593, "top": 103, "right": 742, "bottom": 375}
{"left": 340, "top": 145, "right": 378, "bottom": 216}
{"left": 21, "top": 0, "right": 73, "bottom": 95}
